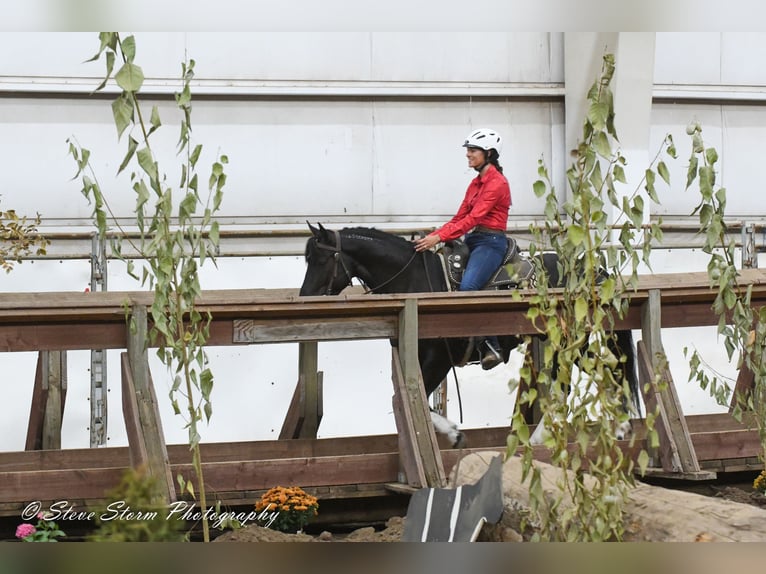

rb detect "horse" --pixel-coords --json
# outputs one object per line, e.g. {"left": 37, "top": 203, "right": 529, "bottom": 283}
{"left": 299, "top": 223, "right": 639, "bottom": 447}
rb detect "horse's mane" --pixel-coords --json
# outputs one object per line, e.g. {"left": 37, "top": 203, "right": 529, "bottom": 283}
{"left": 340, "top": 226, "right": 411, "bottom": 247}
{"left": 304, "top": 225, "right": 414, "bottom": 263}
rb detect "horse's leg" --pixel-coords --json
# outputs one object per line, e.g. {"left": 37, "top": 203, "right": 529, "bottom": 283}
{"left": 612, "top": 329, "right": 639, "bottom": 440}
{"left": 418, "top": 339, "right": 466, "bottom": 448}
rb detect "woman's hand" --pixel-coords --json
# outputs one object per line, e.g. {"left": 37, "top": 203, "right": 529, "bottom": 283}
{"left": 413, "top": 233, "right": 441, "bottom": 252}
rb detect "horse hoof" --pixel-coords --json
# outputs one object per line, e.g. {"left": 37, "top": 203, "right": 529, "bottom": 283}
{"left": 616, "top": 420, "right": 633, "bottom": 441}
{"left": 451, "top": 432, "right": 466, "bottom": 449}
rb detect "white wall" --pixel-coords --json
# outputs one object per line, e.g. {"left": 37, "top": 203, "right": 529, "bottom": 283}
{"left": 2, "top": 32, "right": 764, "bottom": 451}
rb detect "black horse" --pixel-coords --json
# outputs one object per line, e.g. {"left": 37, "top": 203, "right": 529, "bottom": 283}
{"left": 299, "top": 223, "right": 639, "bottom": 445}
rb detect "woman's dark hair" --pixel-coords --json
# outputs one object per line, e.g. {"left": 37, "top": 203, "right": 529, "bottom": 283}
{"left": 486, "top": 149, "right": 503, "bottom": 174}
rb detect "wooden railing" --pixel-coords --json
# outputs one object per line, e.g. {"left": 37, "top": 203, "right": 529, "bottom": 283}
{"left": 2, "top": 269, "right": 766, "bottom": 513}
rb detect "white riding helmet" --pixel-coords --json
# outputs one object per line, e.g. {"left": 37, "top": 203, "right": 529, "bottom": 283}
{"left": 462, "top": 128, "right": 502, "bottom": 154}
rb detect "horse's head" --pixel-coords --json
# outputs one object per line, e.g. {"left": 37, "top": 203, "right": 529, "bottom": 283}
{"left": 300, "top": 223, "right": 353, "bottom": 296}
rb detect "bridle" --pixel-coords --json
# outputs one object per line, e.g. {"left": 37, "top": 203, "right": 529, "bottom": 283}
{"left": 313, "top": 230, "right": 419, "bottom": 295}
{"left": 313, "top": 229, "right": 354, "bottom": 295}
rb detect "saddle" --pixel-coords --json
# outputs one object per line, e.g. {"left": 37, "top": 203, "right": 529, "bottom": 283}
{"left": 439, "top": 236, "right": 534, "bottom": 291}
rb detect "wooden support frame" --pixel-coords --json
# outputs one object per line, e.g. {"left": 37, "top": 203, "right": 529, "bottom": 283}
{"left": 391, "top": 298, "right": 445, "bottom": 488}
{"left": 122, "top": 304, "right": 176, "bottom": 503}
{"left": 280, "top": 342, "right": 324, "bottom": 439}
{"left": 640, "top": 289, "right": 711, "bottom": 479}
{"left": 729, "top": 359, "right": 754, "bottom": 413}
{"left": 25, "top": 351, "right": 67, "bottom": 450}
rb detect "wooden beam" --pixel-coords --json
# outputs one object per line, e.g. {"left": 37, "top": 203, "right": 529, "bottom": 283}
{"left": 42, "top": 351, "right": 66, "bottom": 450}
{"left": 391, "top": 350, "right": 427, "bottom": 487}
{"left": 297, "top": 342, "right": 321, "bottom": 439}
{"left": 280, "top": 343, "right": 324, "bottom": 439}
{"left": 125, "top": 304, "right": 176, "bottom": 503}
{"left": 637, "top": 341, "right": 682, "bottom": 472}
{"left": 25, "top": 351, "right": 67, "bottom": 451}
{"left": 25, "top": 352, "right": 47, "bottom": 450}
{"left": 641, "top": 290, "right": 702, "bottom": 474}
{"left": 393, "top": 298, "right": 446, "bottom": 488}
{"left": 729, "top": 357, "right": 755, "bottom": 413}
{"left": 121, "top": 352, "right": 149, "bottom": 469}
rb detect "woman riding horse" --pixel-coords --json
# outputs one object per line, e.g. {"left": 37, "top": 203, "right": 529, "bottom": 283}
{"left": 414, "top": 128, "right": 510, "bottom": 370}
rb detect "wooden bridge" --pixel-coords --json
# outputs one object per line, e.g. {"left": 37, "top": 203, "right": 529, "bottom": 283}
{"left": 1, "top": 270, "right": 765, "bottom": 526}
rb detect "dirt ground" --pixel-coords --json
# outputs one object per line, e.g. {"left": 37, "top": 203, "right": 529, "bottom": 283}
{"left": 213, "top": 515, "right": 405, "bottom": 542}
{"left": 213, "top": 480, "right": 766, "bottom": 542}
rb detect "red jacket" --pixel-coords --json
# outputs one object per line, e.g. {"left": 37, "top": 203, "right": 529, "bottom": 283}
{"left": 432, "top": 165, "right": 511, "bottom": 242}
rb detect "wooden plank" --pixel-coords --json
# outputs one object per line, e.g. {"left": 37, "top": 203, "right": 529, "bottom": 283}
{"left": 729, "top": 359, "right": 755, "bottom": 413}
{"left": 0, "top": 433, "right": 404, "bottom": 471}
{"left": 125, "top": 304, "right": 175, "bottom": 503}
{"left": 279, "top": 374, "right": 306, "bottom": 440}
{"left": 297, "top": 342, "right": 321, "bottom": 439}
{"left": 0, "top": 467, "right": 128, "bottom": 502}
{"left": 25, "top": 352, "right": 47, "bottom": 450}
{"left": 641, "top": 289, "right": 701, "bottom": 473}
{"left": 637, "top": 341, "right": 681, "bottom": 472}
{"left": 42, "top": 351, "right": 66, "bottom": 451}
{"left": 232, "top": 317, "right": 396, "bottom": 344}
{"left": 121, "top": 352, "right": 149, "bottom": 469}
{"left": 690, "top": 429, "right": 764, "bottom": 461}
{"left": 391, "top": 350, "right": 427, "bottom": 487}
{"left": 0, "top": 452, "right": 400, "bottom": 503}
{"left": 174, "top": 452, "right": 401, "bottom": 492}
{"left": 397, "top": 298, "right": 446, "bottom": 487}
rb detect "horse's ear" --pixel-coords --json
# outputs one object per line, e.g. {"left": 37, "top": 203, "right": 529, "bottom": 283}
{"left": 307, "top": 221, "right": 320, "bottom": 237}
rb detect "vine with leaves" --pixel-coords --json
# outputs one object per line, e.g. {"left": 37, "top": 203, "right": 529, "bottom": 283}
{"left": 1, "top": 201, "right": 49, "bottom": 273}
{"left": 68, "top": 32, "right": 226, "bottom": 542}
{"left": 505, "top": 53, "right": 675, "bottom": 541}
{"left": 684, "top": 122, "right": 766, "bottom": 465}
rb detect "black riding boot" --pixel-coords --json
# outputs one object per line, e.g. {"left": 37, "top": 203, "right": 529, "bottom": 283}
{"left": 480, "top": 338, "right": 502, "bottom": 370}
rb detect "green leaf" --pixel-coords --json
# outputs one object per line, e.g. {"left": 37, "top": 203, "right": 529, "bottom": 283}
{"left": 644, "top": 169, "right": 659, "bottom": 203}
{"left": 593, "top": 131, "right": 612, "bottom": 158}
{"left": 657, "top": 161, "right": 670, "bottom": 185}
{"left": 121, "top": 35, "right": 136, "bottom": 63}
{"left": 93, "top": 51, "right": 116, "bottom": 92}
{"left": 587, "top": 101, "right": 609, "bottom": 130}
{"left": 574, "top": 297, "right": 588, "bottom": 323}
{"left": 136, "top": 147, "right": 157, "bottom": 180}
{"left": 148, "top": 105, "right": 162, "bottom": 137}
{"left": 600, "top": 276, "right": 615, "bottom": 301}
{"left": 117, "top": 136, "right": 138, "bottom": 175}
{"left": 567, "top": 224, "right": 586, "bottom": 246}
{"left": 686, "top": 156, "right": 698, "bottom": 190}
{"left": 613, "top": 164, "right": 626, "bottom": 184}
{"left": 533, "top": 180, "right": 546, "bottom": 198}
{"left": 111, "top": 94, "right": 133, "bottom": 139}
{"left": 705, "top": 147, "right": 718, "bottom": 165}
{"left": 85, "top": 32, "right": 116, "bottom": 62}
{"left": 115, "top": 62, "right": 145, "bottom": 92}
{"left": 190, "top": 144, "right": 203, "bottom": 168}
{"left": 209, "top": 221, "right": 220, "bottom": 245}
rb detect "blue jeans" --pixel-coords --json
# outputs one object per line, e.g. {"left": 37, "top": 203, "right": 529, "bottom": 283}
{"left": 461, "top": 231, "right": 508, "bottom": 353}
{"left": 460, "top": 232, "right": 508, "bottom": 292}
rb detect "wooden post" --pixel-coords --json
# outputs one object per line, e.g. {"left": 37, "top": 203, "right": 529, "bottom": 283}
{"left": 123, "top": 304, "right": 176, "bottom": 503}
{"left": 640, "top": 289, "right": 705, "bottom": 476}
{"left": 729, "top": 359, "right": 754, "bottom": 413}
{"left": 26, "top": 351, "right": 67, "bottom": 451}
{"left": 636, "top": 340, "right": 681, "bottom": 472}
{"left": 280, "top": 342, "right": 324, "bottom": 439}
{"left": 391, "top": 298, "right": 445, "bottom": 488}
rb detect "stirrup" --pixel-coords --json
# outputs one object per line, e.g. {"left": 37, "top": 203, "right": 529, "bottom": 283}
{"left": 480, "top": 340, "right": 502, "bottom": 370}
